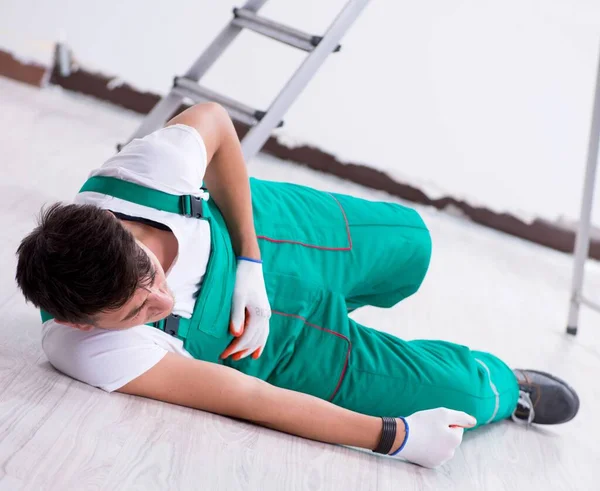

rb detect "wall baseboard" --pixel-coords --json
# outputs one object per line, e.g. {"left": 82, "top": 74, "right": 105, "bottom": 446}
{"left": 0, "top": 49, "right": 49, "bottom": 87}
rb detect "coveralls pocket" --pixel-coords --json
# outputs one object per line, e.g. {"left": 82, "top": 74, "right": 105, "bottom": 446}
{"left": 265, "top": 281, "right": 352, "bottom": 401}
{"left": 250, "top": 178, "right": 352, "bottom": 251}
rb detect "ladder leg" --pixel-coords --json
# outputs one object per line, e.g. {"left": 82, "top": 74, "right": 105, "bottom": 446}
{"left": 241, "top": 0, "right": 371, "bottom": 161}
{"left": 567, "top": 42, "right": 600, "bottom": 336}
{"left": 126, "top": 0, "right": 270, "bottom": 142}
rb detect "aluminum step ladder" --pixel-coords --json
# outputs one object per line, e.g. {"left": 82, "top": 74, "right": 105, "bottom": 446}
{"left": 123, "top": 0, "right": 370, "bottom": 161}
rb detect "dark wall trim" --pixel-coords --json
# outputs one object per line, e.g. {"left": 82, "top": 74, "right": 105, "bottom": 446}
{"left": 0, "top": 48, "right": 48, "bottom": 86}
{"left": 2, "top": 45, "right": 594, "bottom": 259}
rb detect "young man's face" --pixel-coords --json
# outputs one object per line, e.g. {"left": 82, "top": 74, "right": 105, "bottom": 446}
{"left": 77, "top": 240, "right": 175, "bottom": 331}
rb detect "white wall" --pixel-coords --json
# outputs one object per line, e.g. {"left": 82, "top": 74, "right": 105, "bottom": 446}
{"left": 2, "top": 0, "right": 600, "bottom": 223}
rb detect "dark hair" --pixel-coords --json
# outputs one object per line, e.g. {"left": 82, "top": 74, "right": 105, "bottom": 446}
{"left": 15, "top": 203, "right": 154, "bottom": 323}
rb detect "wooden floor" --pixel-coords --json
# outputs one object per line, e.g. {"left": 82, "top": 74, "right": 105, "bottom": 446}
{"left": 0, "top": 77, "right": 599, "bottom": 490}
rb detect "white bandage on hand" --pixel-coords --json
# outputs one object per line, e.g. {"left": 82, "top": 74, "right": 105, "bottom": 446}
{"left": 221, "top": 258, "right": 271, "bottom": 360}
{"left": 391, "top": 408, "right": 477, "bottom": 469}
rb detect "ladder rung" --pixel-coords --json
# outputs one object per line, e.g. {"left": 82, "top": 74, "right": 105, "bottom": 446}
{"left": 232, "top": 7, "right": 341, "bottom": 53}
{"left": 173, "top": 77, "right": 283, "bottom": 128}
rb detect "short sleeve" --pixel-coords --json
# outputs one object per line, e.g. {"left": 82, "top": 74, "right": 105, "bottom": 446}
{"left": 93, "top": 124, "right": 208, "bottom": 196}
{"left": 42, "top": 321, "right": 167, "bottom": 392}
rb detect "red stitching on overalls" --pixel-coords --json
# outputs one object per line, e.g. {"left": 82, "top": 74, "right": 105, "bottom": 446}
{"left": 257, "top": 194, "right": 352, "bottom": 251}
{"left": 272, "top": 310, "right": 351, "bottom": 401}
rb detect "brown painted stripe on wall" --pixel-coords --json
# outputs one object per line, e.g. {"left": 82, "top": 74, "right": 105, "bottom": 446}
{"left": 0, "top": 48, "right": 48, "bottom": 86}
{"left": 50, "top": 67, "right": 161, "bottom": 114}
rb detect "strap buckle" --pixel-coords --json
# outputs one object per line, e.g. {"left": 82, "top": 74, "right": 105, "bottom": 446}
{"left": 156, "top": 313, "right": 180, "bottom": 337}
{"left": 181, "top": 195, "right": 204, "bottom": 218}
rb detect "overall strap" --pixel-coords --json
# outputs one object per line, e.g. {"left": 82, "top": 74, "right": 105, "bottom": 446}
{"left": 79, "top": 176, "right": 205, "bottom": 218}
{"left": 41, "top": 176, "right": 209, "bottom": 340}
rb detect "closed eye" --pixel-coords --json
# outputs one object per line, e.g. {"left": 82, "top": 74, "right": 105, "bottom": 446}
{"left": 121, "top": 266, "right": 157, "bottom": 322}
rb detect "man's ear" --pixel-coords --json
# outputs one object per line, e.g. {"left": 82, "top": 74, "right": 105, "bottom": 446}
{"left": 55, "top": 320, "right": 94, "bottom": 331}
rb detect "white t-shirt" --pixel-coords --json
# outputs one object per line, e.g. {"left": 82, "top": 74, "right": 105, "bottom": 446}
{"left": 42, "top": 124, "right": 211, "bottom": 392}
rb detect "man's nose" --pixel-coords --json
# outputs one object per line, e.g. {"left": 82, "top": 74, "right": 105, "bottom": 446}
{"left": 150, "top": 287, "right": 171, "bottom": 307}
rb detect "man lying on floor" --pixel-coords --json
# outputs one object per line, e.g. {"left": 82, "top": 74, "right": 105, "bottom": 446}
{"left": 15, "top": 103, "right": 579, "bottom": 469}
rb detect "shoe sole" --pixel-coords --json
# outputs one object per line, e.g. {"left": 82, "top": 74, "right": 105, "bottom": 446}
{"left": 521, "top": 369, "right": 581, "bottom": 424}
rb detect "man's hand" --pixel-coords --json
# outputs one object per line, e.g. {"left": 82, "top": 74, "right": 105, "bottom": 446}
{"left": 221, "top": 258, "right": 271, "bottom": 361}
{"left": 390, "top": 408, "right": 476, "bottom": 468}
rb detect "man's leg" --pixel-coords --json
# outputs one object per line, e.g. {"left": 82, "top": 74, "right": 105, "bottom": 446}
{"left": 249, "top": 178, "right": 432, "bottom": 311}
{"left": 250, "top": 179, "right": 517, "bottom": 424}
{"left": 256, "top": 280, "right": 575, "bottom": 428}
{"left": 315, "top": 193, "right": 520, "bottom": 423}
{"left": 248, "top": 179, "right": 579, "bottom": 425}
{"left": 327, "top": 192, "right": 432, "bottom": 312}
{"left": 256, "top": 282, "right": 519, "bottom": 427}
{"left": 337, "top": 318, "right": 519, "bottom": 426}
{"left": 323, "top": 193, "right": 576, "bottom": 426}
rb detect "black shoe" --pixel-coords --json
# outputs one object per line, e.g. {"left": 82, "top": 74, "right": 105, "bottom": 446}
{"left": 511, "top": 369, "right": 580, "bottom": 425}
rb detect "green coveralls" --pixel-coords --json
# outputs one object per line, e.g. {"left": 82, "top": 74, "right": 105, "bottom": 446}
{"left": 43, "top": 176, "right": 519, "bottom": 427}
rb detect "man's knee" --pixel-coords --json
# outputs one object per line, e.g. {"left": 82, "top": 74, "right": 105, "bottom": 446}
{"left": 395, "top": 211, "right": 431, "bottom": 297}
{"left": 373, "top": 224, "right": 431, "bottom": 306}
{"left": 409, "top": 226, "right": 432, "bottom": 294}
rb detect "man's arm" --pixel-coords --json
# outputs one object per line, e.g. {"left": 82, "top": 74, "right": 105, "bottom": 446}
{"left": 118, "top": 352, "right": 405, "bottom": 452}
{"left": 166, "top": 103, "right": 271, "bottom": 361}
{"left": 166, "top": 104, "right": 260, "bottom": 260}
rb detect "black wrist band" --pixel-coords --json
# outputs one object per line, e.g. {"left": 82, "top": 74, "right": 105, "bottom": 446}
{"left": 373, "top": 417, "right": 397, "bottom": 454}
